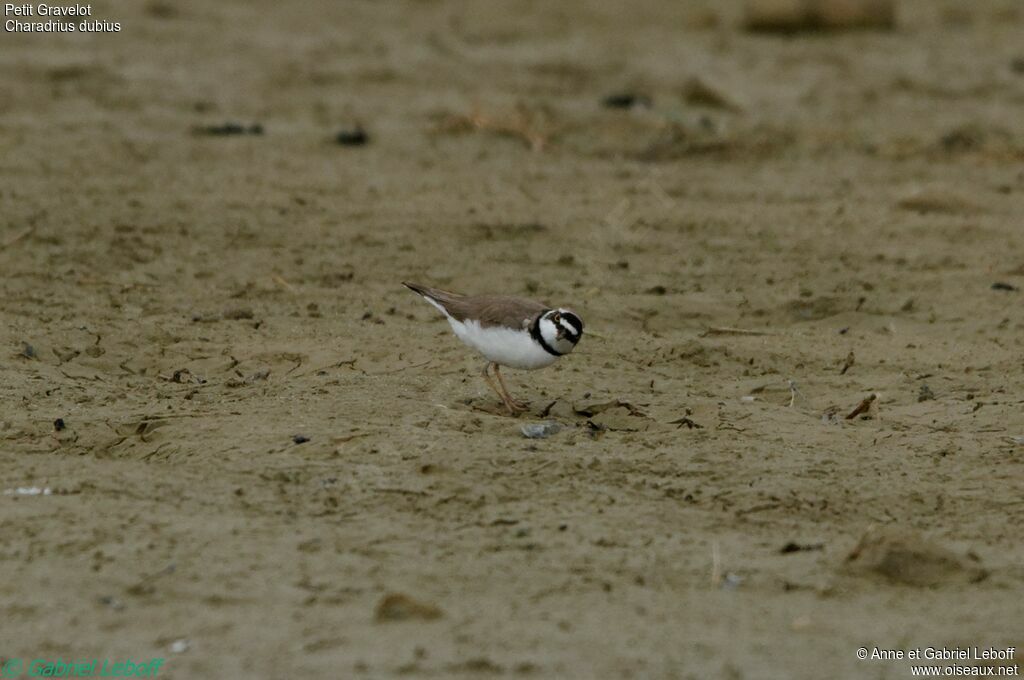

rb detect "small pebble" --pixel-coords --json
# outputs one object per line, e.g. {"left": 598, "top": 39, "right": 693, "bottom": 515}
{"left": 520, "top": 422, "right": 562, "bottom": 439}
{"left": 991, "top": 282, "right": 1018, "bottom": 292}
{"left": 54, "top": 418, "right": 66, "bottom": 431}
{"left": 720, "top": 572, "right": 744, "bottom": 590}
{"left": 292, "top": 435, "right": 310, "bottom": 444}
{"left": 98, "top": 595, "right": 124, "bottom": 611}
{"left": 336, "top": 126, "right": 369, "bottom": 146}
{"left": 780, "top": 541, "right": 824, "bottom": 554}
{"left": 602, "top": 93, "right": 652, "bottom": 109}
{"left": 194, "top": 122, "right": 263, "bottom": 136}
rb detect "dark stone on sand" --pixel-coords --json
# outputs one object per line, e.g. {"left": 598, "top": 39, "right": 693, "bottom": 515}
{"left": 336, "top": 126, "right": 369, "bottom": 146}
{"left": 194, "top": 122, "right": 263, "bottom": 136}
{"left": 602, "top": 93, "right": 652, "bottom": 109}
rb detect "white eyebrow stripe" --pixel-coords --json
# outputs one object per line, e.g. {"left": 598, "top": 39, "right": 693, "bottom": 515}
{"left": 558, "top": 319, "right": 581, "bottom": 338}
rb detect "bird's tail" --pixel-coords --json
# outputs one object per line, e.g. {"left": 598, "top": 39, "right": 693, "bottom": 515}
{"left": 403, "top": 281, "right": 462, "bottom": 316}
{"left": 403, "top": 281, "right": 461, "bottom": 301}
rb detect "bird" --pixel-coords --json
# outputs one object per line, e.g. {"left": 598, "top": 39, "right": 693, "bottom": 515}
{"left": 403, "top": 282, "right": 584, "bottom": 415}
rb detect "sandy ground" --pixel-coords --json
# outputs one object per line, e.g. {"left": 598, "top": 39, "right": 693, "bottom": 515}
{"left": 2, "top": 0, "right": 1024, "bottom": 678}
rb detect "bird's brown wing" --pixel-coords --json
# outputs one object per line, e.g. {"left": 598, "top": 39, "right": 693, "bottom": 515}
{"left": 404, "top": 282, "right": 547, "bottom": 329}
{"left": 448, "top": 295, "right": 548, "bottom": 329}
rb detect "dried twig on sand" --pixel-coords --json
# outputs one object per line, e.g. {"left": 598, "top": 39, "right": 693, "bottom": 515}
{"left": 701, "top": 326, "right": 775, "bottom": 337}
{"left": 845, "top": 393, "right": 877, "bottom": 420}
{"left": 682, "top": 76, "right": 743, "bottom": 112}
{"left": 1, "top": 227, "right": 34, "bottom": 250}
{"left": 668, "top": 415, "right": 704, "bottom": 429}
{"left": 787, "top": 380, "right": 803, "bottom": 408}
{"left": 710, "top": 540, "right": 722, "bottom": 587}
{"left": 574, "top": 400, "right": 649, "bottom": 418}
{"left": 840, "top": 351, "right": 855, "bottom": 375}
{"left": 272, "top": 274, "right": 296, "bottom": 292}
{"left": 436, "top": 105, "right": 551, "bottom": 152}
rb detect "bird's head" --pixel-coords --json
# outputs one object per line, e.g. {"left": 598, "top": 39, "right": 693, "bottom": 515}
{"left": 537, "top": 308, "right": 584, "bottom": 355}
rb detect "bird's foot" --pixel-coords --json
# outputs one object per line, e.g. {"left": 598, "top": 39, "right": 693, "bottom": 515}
{"left": 502, "top": 398, "right": 529, "bottom": 416}
{"left": 508, "top": 397, "right": 530, "bottom": 412}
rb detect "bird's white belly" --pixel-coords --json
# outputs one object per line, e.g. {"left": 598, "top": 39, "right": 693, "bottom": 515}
{"left": 448, "top": 318, "right": 557, "bottom": 370}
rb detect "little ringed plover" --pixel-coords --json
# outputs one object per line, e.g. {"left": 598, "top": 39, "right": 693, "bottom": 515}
{"left": 403, "top": 282, "right": 584, "bottom": 415}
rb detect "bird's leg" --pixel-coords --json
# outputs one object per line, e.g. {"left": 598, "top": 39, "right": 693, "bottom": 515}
{"left": 481, "top": 362, "right": 520, "bottom": 415}
{"left": 493, "top": 364, "right": 529, "bottom": 411}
